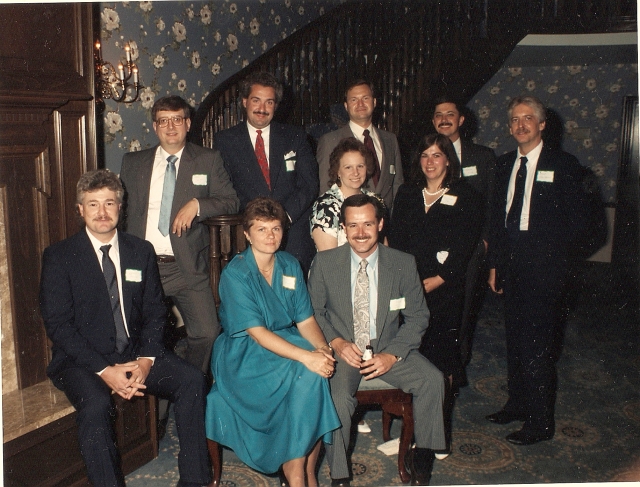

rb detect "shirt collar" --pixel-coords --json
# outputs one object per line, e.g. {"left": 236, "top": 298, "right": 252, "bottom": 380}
{"left": 517, "top": 140, "right": 543, "bottom": 162}
{"left": 85, "top": 227, "right": 119, "bottom": 255}
{"left": 158, "top": 145, "right": 185, "bottom": 162}
{"left": 350, "top": 245, "right": 379, "bottom": 269}
{"left": 349, "top": 120, "right": 374, "bottom": 137}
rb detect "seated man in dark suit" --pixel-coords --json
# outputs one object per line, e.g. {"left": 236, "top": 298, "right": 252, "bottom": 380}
{"left": 39, "top": 170, "right": 211, "bottom": 487}
{"left": 308, "top": 194, "right": 445, "bottom": 486}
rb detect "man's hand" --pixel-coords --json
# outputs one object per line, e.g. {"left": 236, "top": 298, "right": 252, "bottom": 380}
{"left": 331, "top": 337, "right": 363, "bottom": 368}
{"left": 100, "top": 362, "right": 148, "bottom": 400}
{"left": 360, "top": 352, "right": 397, "bottom": 380}
{"left": 488, "top": 268, "right": 503, "bottom": 294}
{"left": 127, "top": 358, "right": 153, "bottom": 389}
{"left": 171, "top": 198, "right": 199, "bottom": 236}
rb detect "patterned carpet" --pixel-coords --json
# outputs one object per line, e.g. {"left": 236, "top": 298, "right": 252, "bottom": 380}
{"left": 126, "top": 262, "right": 640, "bottom": 486}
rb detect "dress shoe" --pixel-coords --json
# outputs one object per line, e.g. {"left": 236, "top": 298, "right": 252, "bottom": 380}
{"left": 506, "top": 429, "right": 553, "bottom": 445}
{"left": 277, "top": 467, "right": 289, "bottom": 487}
{"left": 330, "top": 478, "right": 350, "bottom": 487}
{"left": 485, "top": 410, "right": 526, "bottom": 425}
{"left": 406, "top": 447, "right": 434, "bottom": 485}
{"left": 434, "top": 447, "right": 450, "bottom": 460}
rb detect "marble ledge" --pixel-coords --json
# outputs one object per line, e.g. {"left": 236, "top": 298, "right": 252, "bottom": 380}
{"left": 3, "top": 380, "right": 75, "bottom": 443}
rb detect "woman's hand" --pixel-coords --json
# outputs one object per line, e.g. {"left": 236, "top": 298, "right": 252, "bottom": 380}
{"left": 302, "top": 350, "right": 336, "bottom": 378}
{"left": 422, "top": 275, "right": 445, "bottom": 293}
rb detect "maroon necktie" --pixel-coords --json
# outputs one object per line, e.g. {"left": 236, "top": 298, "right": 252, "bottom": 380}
{"left": 363, "top": 129, "right": 380, "bottom": 187}
{"left": 255, "top": 130, "right": 270, "bottom": 189}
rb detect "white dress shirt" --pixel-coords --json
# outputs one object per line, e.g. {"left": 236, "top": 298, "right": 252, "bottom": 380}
{"left": 145, "top": 146, "right": 185, "bottom": 255}
{"left": 505, "top": 140, "right": 544, "bottom": 231}
{"left": 349, "top": 120, "right": 383, "bottom": 170}
{"left": 247, "top": 122, "right": 271, "bottom": 166}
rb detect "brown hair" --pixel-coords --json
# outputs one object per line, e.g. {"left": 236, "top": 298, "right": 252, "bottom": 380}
{"left": 151, "top": 95, "right": 191, "bottom": 120}
{"left": 409, "top": 133, "right": 460, "bottom": 189}
{"left": 327, "top": 137, "right": 375, "bottom": 187}
{"left": 240, "top": 72, "right": 283, "bottom": 104}
{"left": 76, "top": 169, "right": 124, "bottom": 205}
{"left": 242, "top": 197, "right": 288, "bottom": 231}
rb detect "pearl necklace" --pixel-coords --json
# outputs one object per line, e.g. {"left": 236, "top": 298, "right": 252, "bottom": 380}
{"left": 422, "top": 187, "right": 448, "bottom": 208}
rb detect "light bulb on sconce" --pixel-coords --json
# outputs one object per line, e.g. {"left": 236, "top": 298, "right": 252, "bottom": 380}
{"left": 94, "top": 40, "right": 143, "bottom": 112}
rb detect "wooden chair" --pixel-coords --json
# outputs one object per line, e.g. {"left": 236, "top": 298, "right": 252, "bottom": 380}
{"left": 356, "top": 377, "right": 413, "bottom": 484}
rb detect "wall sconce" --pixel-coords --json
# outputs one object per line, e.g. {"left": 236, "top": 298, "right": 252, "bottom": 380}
{"left": 94, "top": 40, "right": 143, "bottom": 112}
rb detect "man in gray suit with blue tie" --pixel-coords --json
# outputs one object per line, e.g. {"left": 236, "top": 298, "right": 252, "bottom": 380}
{"left": 120, "top": 95, "right": 239, "bottom": 374}
{"left": 308, "top": 194, "right": 445, "bottom": 486}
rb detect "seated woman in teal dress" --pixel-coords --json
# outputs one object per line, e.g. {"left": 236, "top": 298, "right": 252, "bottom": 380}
{"left": 206, "top": 197, "right": 340, "bottom": 487}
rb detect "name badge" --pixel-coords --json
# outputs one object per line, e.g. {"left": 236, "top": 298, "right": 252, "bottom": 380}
{"left": 440, "top": 194, "right": 458, "bottom": 206}
{"left": 125, "top": 269, "right": 142, "bottom": 282}
{"left": 436, "top": 251, "right": 449, "bottom": 264}
{"left": 536, "top": 170, "right": 554, "bottom": 183}
{"left": 282, "top": 275, "right": 296, "bottom": 290}
{"left": 389, "top": 297, "right": 405, "bottom": 311}
{"left": 389, "top": 164, "right": 396, "bottom": 175}
{"left": 192, "top": 174, "right": 208, "bottom": 185}
{"left": 462, "top": 165, "right": 478, "bottom": 177}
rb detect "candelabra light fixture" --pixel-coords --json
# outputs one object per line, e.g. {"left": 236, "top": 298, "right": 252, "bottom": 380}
{"left": 94, "top": 40, "right": 143, "bottom": 112}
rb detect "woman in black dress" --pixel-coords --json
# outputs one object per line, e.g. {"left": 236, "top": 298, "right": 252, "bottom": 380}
{"left": 389, "top": 133, "right": 483, "bottom": 457}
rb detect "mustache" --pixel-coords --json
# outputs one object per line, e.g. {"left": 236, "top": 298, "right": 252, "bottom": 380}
{"left": 252, "top": 110, "right": 270, "bottom": 116}
{"left": 438, "top": 122, "right": 452, "bottom": 127}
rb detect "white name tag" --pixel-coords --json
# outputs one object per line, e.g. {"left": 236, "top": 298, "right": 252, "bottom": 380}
{"left": 282, "top": 275, "right": 296, "bottom": 290}
{"left": 536, "top": 170, "right": 554, "bottom": 183}
{"left": 436, "top": 251, "right": 449, "bottom": 264}
{"left": 389, "top": 164, "right": 396, "bottom": 175}
{"left": 440, "top": 194, "right": 458, "bottom": 206}
{"left": 462, "top": 165, "right": 478, "bottom": 177}
{"left": 389, "top": 297, "right": 405, "bottom": 311}
{"left": 125, "top": 269, "right": 142, "bottom": 282}
{"left": 192, "top": 174, "right": 207, "bottom": 185}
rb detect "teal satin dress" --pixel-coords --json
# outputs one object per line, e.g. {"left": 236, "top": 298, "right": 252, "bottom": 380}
{"left": 205, "top": 247, "right": 340, "bottom": 473}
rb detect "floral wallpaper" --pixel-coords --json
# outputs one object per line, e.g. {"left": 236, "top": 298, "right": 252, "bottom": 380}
{"left": 468, "top": 62, "right": 638, "bottom": 203}
{"left": 98, "top": 0, "right": 343, "bottom": 172}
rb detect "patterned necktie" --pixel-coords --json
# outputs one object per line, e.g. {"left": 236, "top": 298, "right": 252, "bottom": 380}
{"left": 158, "top": 154, "right": 178, "bottom": 236}
{"left": 255, "top": 129, "right": 271, "bottom": 189}
{"left": 100, "top": 245, "right": 129, "bottom": 354}
{"left": 363, "top": 129, "right": 381, "bottom": 187}
{"left": 353, "top": 259, "right": 370, "bottom": 353}
{"left": 507, "top": 156, "right": 528, "bottom": 232}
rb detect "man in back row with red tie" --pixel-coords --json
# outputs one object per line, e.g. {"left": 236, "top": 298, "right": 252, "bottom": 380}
{"left": 214, "top": 71, "right": 319, "bottom": 274}
{"left": 316, "top": 79, "right": 404, "bottom": 212}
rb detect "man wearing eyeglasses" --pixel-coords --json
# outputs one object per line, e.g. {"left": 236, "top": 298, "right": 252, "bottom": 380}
{"left": 120, "top": 95, "right": 239, "bottom": 376}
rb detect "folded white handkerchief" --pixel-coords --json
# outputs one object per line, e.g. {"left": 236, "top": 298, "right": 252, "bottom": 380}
{"left": 376, "top": 437, "right": 400, "bottom": 456}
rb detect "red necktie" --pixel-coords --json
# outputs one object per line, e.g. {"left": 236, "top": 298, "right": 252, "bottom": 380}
{"left": 363, "top": 129, "right": 380, "bottom": 187}
{"left": 255, "top": 130, "right": 270, "bottom": 189}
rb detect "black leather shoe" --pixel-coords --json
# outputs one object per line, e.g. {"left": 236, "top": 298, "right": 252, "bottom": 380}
{"left": 330, "top": 478, "right": 350, "bottom": 487}
{"left": 505, "top": 429, "right": 553, "bottom": 445}
{"left": 409, "top": 447, "right": 435, "bottom": 485}
{"left": 277, "top": 467, "right": 289, "bottom": 487}
{"left": 485, "top": 410, "right": 526, "bottom": 425}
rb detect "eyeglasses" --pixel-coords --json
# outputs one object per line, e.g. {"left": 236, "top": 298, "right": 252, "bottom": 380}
{"left": 155, "top": 116, "right": 186, "bottom": 127}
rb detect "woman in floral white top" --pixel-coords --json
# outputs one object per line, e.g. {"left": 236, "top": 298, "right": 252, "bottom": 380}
{"left": 310, "top": 137, "right": 383, "bottom": 250}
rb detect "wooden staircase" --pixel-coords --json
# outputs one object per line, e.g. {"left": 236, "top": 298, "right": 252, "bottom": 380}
{"left": 191, "top": 0, "right": 636, "bottom": 152}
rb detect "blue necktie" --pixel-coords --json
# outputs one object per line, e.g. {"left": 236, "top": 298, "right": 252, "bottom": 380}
{"left": 158, "top": 155, "right": 178, "bottom": 236}
{"left": 100, "top": 245, "right": 129, "bottom": 354}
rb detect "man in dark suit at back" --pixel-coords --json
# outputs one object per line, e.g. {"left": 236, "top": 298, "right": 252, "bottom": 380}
{"left": 214, "top": 71, "right": 318, "bottom": 273}
{"left": 316, "top": 80, "right": 403, "bottom": 211}
{"left": 432, "top": 96, "right": 496, "bottom": 366}
{"left": 120, "top": 95, "right": 239, "bottom": 374}
{"left": 40, "top": 170, "right": 211, "bottom": 487}
{"left": 486, "top": 95, "right": 590, "bottom": 446}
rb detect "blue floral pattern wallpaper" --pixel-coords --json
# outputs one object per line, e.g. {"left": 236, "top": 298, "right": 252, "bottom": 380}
{"left": 468, "top": 63, "right": 638, "bottom": 203}
{"left": 98, "top": 0, "right": 343, "bottom": 172}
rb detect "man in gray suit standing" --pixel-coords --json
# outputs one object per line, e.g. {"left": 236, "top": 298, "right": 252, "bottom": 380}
{"left": 316, "top": 80, "right": 403, "bottom": 210}
{"left": 308, "top": 194, "right": 445, "bottom": 486}
{"left": 120, "top": 95, "right": 239, "bottom": 374}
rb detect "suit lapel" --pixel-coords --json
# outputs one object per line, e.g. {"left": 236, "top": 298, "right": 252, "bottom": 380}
{"left": 135, "top": 148, "right": 156, "bottom": 224}
{"left": 173, "top": 143, "right": 194, "bottom": 219}
{"left": 336, "top": 246, "right": 355, "bottom": 340}
{"left": 375, "top": 245, "right": 393, "bottom": 337}
{"left": 117, "top": 233, "right": 135, "bottom": 326}
{"left": 374, "top": 129, "right": 390, "bottom": 193}
{"left": 239, "top": 124, "right": 271, "bottom": 194}
{"left": 268, "top": 123, "right": 284, "bottom": 192}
